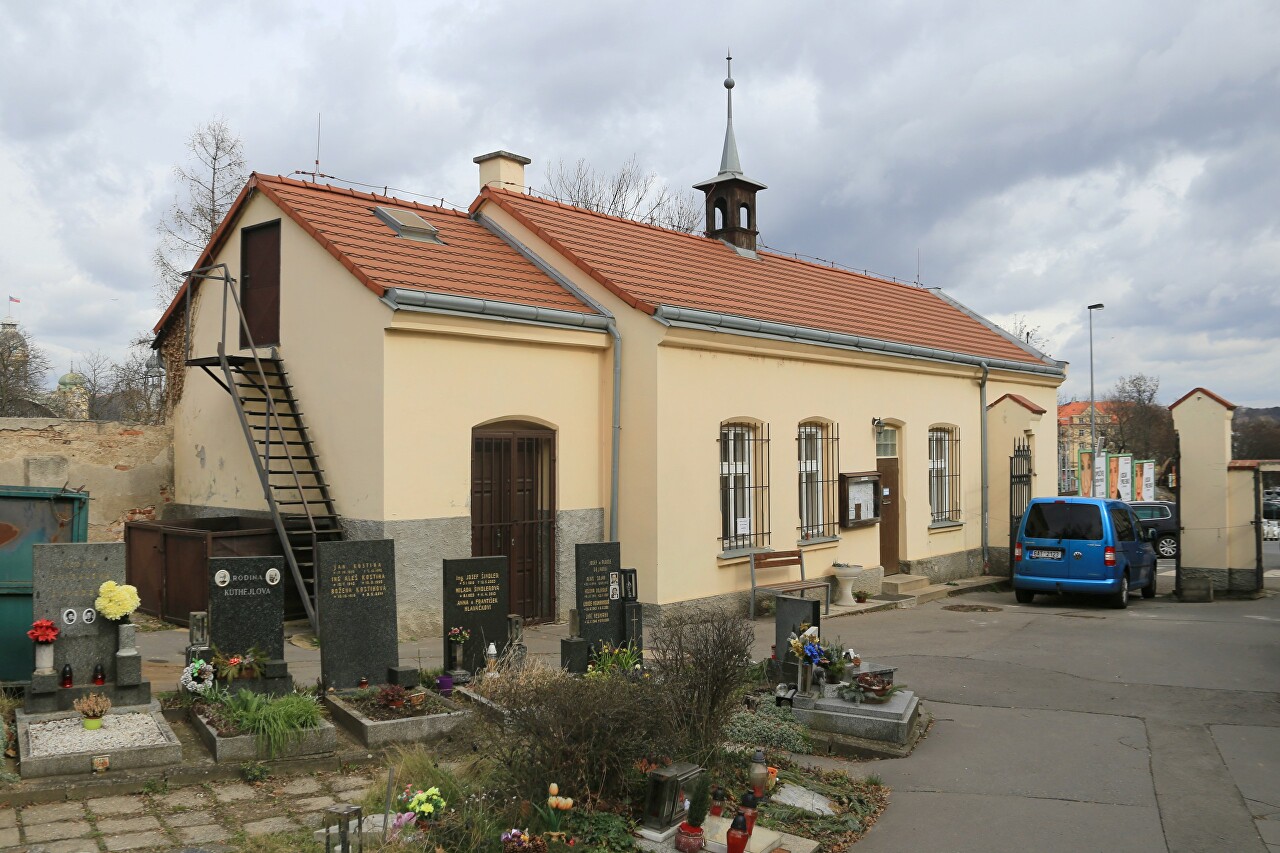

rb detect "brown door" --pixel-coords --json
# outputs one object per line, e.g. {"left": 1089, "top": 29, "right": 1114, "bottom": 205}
{"left": 877, "top": 457, "right": 901, "bottom": 573}
{"left": 471, "top": 427, "right": 556, "bottom": 623}
{"left": 240, "top": 221, "right": 281, "bottom": 348}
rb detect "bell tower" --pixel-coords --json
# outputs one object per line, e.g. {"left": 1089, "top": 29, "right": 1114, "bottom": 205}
{"left": 694, "top": 53, "right": 767, "bottom": 253}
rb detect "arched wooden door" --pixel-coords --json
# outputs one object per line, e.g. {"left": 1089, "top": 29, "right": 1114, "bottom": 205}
{"left": 470, "top": 424, "right": 556, "bottom": 623}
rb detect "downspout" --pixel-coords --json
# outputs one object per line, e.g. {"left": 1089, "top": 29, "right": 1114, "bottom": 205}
{"left": 979, "top": 361, "right": 990, "bottom": 571}
{"left": 1255, "top": 467, "right": 1264, "bottom": 593}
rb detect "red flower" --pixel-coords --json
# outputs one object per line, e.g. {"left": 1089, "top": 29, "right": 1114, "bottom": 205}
{"left": 27, "top": 619, "right": 59, "bottom": 644}
{"left": 228, "top": 656, "right": 242, "bottom": 666}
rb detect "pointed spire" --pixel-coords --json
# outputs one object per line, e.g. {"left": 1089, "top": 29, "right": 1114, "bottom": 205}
{"left": 720, "top": 51, "right": 742, "bottom": 175}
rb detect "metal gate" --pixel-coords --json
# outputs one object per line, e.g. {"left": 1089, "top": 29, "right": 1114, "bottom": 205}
{"left": 471, "top": 427, "right": 557, "bottom": 624}
{"left": 1010, "top": 440, "right": 1033, "bottom": 561}
{"left": 0, "top": 487, "right": 89, "bottom": 683}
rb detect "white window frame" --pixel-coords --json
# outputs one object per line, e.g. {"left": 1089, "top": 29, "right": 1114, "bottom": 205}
{"left": 721, "top": 424, "right": 755, "bottom": 550}
{"left": 876, "top": 425, "right": 899, "bottom": 458}
{"left": 798, "top": 424, "right": 824, "bottom": 539}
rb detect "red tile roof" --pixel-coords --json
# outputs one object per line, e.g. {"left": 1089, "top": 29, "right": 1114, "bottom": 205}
{"left": 156, "top": 175, "right": 594, "bottom": 335}
{"left": 477, "top": 188, "right": 1049, "bottom": 367}
{"left": 1169, "top": 387, "right": 1237, "bottom": 411}
{"left": 989, "top": 393, "right": 1047, "bottom": 414}
{"left": 1058, "top": 401, "right": 1116, "bottom": 423}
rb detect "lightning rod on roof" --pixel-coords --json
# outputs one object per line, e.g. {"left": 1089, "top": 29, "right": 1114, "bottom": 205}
{"left": 293, "top": 113, "right": 333, "bottom": 182}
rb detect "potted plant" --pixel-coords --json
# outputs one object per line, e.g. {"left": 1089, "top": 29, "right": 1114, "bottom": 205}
{"left": 675, "top": 774, "right": 711, "bottom": 851}
{"left": 212, "top": 647, "right": 264, "bottom": 683}
{"left": 27, "top": 619, "right": 59, "bottom": 673}
{"left": 74, "top": 691, "right": 111, "bottom": 730}
{"left": 855, "top": 590, "right": 869, "bottom": 603}
{"left": 377, "top": 684, "right": 408, "bottom": 711}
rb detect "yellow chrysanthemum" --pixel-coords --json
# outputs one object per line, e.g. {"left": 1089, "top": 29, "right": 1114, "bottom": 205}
{"left": 95, "top": 581, "right": 141, "bottom": 621}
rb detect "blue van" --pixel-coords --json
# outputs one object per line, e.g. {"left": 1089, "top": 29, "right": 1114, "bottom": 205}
{"left": 1013, "top": 497, "right": 1157, "bottom": 608}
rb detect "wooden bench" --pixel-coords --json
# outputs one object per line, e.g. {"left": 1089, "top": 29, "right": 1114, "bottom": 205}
{"left": 749, "top": 550, "right": 830, "bottom": 620}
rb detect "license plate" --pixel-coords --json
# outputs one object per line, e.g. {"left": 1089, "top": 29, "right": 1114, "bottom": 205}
{"left": 1029, "top": 548, "right": 1063, "bottom": 560}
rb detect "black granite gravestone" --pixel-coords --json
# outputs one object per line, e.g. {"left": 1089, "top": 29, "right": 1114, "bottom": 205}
{"left": 442, "top": 556, "right": 509, "bottom": 674}
{"left": 208, "top": 556, "right": 286, "bottom": 661}
{"left": 315, "top": 539, "right": 399, "bottom": 690}
{"left": 575, "top": 542, "right": 624, "bottom": 651}
{"left": 26, "top": 543, "right": 149, "bottom": 711}
{"left": 775, "top": 595, "right": 821, "bottom": 685}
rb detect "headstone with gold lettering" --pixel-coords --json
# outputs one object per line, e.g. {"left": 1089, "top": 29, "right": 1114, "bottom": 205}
{"left": 316, "top": 540, "right": 398, "bottom": 690}
{"left": 575, "top": 542, "right": 624, "bottom": 651}
{"left": 442, "top": 556, "right": 509, "bottom": 674}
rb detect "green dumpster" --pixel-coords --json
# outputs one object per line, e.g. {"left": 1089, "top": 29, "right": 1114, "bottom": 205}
{"left": 0, "top": 486, "right": 90, "bottom": 683}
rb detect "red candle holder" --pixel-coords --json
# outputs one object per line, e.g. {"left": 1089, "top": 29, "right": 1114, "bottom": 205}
{"left": 61, "top": 664, "right": 74, "bottom": 688}
{"left": 358, "top": 676, "right": 369, "bottom": 688}
{"left": 726, "top": 813, "right": 750, "bottom": 853}
{"left": 93, "top": 664, "right": 106, "bottom": 686}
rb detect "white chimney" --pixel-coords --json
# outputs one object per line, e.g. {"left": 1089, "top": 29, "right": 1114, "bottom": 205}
{"left": 473, "top": 150, "right": 532, "bottom": 193}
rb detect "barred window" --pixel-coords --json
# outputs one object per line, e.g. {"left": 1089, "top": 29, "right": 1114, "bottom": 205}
{"left": 798, "top": 422, "right": 840, "bottom": 539}
{"left": 720, "top": 422, "right": 770, "bottom": 550}
{"left": 875, "top": 425, "right": 898, "bottom": 458}
{"left": 928, "top": 426, "right": 961, "bottom": 523}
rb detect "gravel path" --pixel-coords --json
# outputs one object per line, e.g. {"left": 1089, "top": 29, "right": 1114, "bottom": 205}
{"left": 27, "top": 713, "right": 168, "bottom": 757}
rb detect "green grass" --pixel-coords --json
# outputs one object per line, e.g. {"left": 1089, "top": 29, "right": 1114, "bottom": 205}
{"left": 217, "top": 689, "right": 323, "bottom": 758}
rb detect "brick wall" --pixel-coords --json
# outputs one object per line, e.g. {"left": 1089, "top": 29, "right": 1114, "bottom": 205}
{"left": 0, "top": 418, "right": 174, "bottom": 542}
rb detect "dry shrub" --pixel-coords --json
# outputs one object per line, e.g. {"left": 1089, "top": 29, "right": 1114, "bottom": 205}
{"left": 648, "top": 605, "right": 755, "bottom": 763}
{"left": 478, "top": 657, "right": 665, "bottom": 807}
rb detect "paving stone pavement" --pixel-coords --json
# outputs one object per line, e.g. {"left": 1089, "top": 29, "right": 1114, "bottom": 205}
{"left": 0, "top": 769, "right": 380, "bottom": 852}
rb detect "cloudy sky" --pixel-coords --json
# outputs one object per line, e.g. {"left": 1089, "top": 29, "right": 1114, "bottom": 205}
{"left": 2, "top": 1, "right": 1277, "bottom": 405}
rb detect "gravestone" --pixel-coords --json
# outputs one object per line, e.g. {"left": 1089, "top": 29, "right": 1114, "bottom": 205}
{"left": 27, "top": 543, "right": 149, "bottom": 711}
{"left": 575, "top": 542, "right": 624, "bottom": 651}
{"left": 316, "top": 539, "right": 398, "bottom": 690}
{"left": 620, "top": 568, "right": 638, "bottom": 602}
{"left": 208, "top": 556, "right": 286, "bottom": 660}
{"left": 775, "top": 594, "right": 822, "bottom": 686}
{"left": 442, "top": 556, "right": 509, "bottom": 674}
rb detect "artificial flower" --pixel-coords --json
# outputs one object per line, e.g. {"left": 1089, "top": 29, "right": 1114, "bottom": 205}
{"left": 27, "top": 619, "right": 59, "bottom": 644}
{"left": 94, "top": 581, "right": 141, "bottom": 621}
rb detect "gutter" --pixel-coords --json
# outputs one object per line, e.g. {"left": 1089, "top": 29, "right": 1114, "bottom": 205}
{"left": 654, "top": 305, "right": 1067, "bottom": 377}
{"left": 382, "top": 288, "right": 611, "bottom": 332}
{"left": 471, "top": 213, "right": 624, "bottom": 542}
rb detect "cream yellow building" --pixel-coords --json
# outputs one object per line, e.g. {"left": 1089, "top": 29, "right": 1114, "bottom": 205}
{"left": 155, "top": 88, "right": 1066, "bottom": 636}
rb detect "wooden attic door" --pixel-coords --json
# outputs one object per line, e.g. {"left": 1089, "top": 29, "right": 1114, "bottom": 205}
{"left": 471, "top": 425, "right": 557, "bottom": 623}
{"left": 239, "top": 221, "right": 281, "bottom": 348}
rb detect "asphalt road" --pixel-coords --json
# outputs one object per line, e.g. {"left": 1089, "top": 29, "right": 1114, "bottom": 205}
{"left": 802, "top": 562, "right": 1280, "bottom": 853}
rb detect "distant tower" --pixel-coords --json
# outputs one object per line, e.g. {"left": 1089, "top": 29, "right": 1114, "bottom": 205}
{"left": 0, "top": 314, "right": 29, "bottom": 374}
{"left": 693, "top": 53, "right": 768, "bottom": 253}
{"left": 56, "top": 367, "right": 89, "bottom": 419}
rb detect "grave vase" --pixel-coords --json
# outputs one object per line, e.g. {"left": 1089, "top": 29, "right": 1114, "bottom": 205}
{"left": 798, "top": 662, "right": 813, "bottom": 694}
{"left": 34, "top": 643, "right": 54, "bottom": 674}
{"left": 450, "top": 642, "right": 466, "bottom": 672}
{"left": 118, "top": 623, "right": 138, "bottom": 654}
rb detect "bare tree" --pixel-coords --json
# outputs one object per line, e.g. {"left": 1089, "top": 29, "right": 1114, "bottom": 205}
{"left": 1106, "top": 373, "right": 1175, "bottom": 464}
{"left": 0, "top": 321, "right": 52, "bottom": 416}
{"left": 1002, "top": 314, "right": 1052, "bottom": 353}
{"left": 153, "top": 118, "right": 247, "bottom": 305}
{"left": 542, "top": 155, "right": 703, "bottom": 233}
{"left": 1234, "top": 417, "right": 1280, "bottom": 460}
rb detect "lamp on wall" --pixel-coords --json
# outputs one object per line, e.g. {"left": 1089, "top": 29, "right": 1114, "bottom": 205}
{"left": 871, "top": 417, "right": 885, "bottom": 438}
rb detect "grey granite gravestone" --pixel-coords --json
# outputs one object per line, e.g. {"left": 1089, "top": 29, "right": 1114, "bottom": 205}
{"left": 575, "top": 542, "right": 624, "bottom": 651}
{"left": 316, "top": 539, "right": 398, "bottom": 690}
{"left": 208, "top": 556, "right": 286, "bottom": 661}
{"left": 775, "top": 594, "right": 821, "bottom": 685}
{"left": 27, "top": 543, "right": 150, "bottom": 711}
{"left": 560, "top": 608, "right": 589, "bottom": 674}
{"left": 442, "top": 556, "right": 509, "bottom": 674}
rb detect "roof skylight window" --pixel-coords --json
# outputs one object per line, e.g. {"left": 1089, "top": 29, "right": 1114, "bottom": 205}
{"left": 374, "top": 206, "right": 444, "bottom": 244}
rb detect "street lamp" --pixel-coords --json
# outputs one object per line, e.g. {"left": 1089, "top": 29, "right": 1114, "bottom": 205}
{"left": 1087, "top": 303, "right": 1105, "bottom": 494}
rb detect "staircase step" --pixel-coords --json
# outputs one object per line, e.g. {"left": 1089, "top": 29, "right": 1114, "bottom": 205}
{"left": 881, "top": 574, "right": 931, "bottom": 595}
{"left": 242, "top": 410, "right": 304, "bottom": 419}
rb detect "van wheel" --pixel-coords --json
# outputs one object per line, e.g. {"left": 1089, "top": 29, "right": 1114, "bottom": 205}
{"left": 1111, "top": 572, "right": 1130, "bottom": 609}
{"left": 1015, "top": 589, "right": 1034, "bottom": 604}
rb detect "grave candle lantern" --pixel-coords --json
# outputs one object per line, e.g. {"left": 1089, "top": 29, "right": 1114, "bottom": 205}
{"left": 726, "top": 812, "right": 750, "bottom": 853}
{"left": 61, "top": 663, "right": 74, "bottom": 688}
{"left": 739, "top": 791, "right": 759, "bottom": 835}
{"left": 641, "top": 762, "right": 701, "bottom": 832}
{"left": 749, "top": 749, "right": 768, "bottom": 798}
{"left": 92, "top": 664, "right": 106, "bottom": 686}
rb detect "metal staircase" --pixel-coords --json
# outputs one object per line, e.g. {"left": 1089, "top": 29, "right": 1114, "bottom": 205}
{"left": 182, "top": 264, "right": 341, "bottom": 630}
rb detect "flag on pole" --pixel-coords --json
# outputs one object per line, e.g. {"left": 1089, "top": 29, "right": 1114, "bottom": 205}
{"left": 7, "top": 296, "right": 18, "bottom": 304}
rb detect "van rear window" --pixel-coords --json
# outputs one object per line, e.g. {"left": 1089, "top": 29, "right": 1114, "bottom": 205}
{"left": 1024, "top": 503, "right": 1103, "bottom": 540}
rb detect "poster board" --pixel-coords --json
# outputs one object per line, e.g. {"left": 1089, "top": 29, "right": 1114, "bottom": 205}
{"left": 1114, "top": 453, "right": 1134, "bottom": 501}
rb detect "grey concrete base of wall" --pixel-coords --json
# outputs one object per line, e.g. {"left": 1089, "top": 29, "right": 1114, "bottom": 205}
{"left": 986, "top": 546, "right": 1012, "bottom": 577}
{"left": 1182, "top": 566, "right": 1259, "bottom": 594}
{"left": 641, "top": 580, "right": 834, "bottom": 628}
{"left": 1178, "top": 577, "right": 1214, "bottom": 602}
{"left": 556, "top": 508, "right": 605, "bottom": 622}
{"left": 325, "top": 694, "right": 467, "bottom": 747}
{"left": 901, "top": 547, "right": 984, "bottom": 583}
{"left": 16, "top": 701, "right": 182, "bottom": 779}
{"left": 190, "top": 708, "right": 337, "bottom": 762}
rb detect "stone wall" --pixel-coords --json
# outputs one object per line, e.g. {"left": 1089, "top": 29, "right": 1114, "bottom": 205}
{"left": 901, "top": 546, "right": 985, "bottom": 582}
{"left": 0, "top": 418, "right": 173, "bottom": 542}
